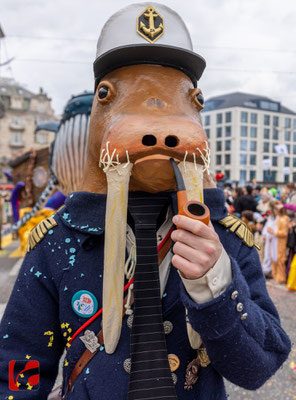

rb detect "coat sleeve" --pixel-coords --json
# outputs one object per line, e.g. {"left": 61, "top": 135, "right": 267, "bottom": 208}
{"left": 0, "top": 242, "right": 65, "bottom": 399}
{"left": 180, "top": 239, "right": 291, "bottom": 390}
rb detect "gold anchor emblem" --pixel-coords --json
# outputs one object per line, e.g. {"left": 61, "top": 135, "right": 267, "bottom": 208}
{"left": 137, "top": 5, "right": 164, "bottom": 44}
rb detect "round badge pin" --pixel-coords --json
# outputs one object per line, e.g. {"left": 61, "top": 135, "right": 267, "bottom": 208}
{"left": 71, "top": 290, "right": 98, "bottom": 318}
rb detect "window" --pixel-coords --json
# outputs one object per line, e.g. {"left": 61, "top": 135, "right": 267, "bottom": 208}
{"left": 250, "top": 141, "right": 257, "bottom": 151}
{"left": 216, "top": 113, "right": 223, "bottom": 124}
{"left": 11, "top": 131, "right": 22, "bottom": 144}
{"left": 205, "top": 128, "right": 210, "bottom": 138}
{"left": 264, "top": 115, "right": 270, "bottom": 125}
{"left": 284, "top": 157, "right": 290, "bottom": 167}
{"left": 294, "top": 119, "right": 296, "bottom": 129}
{"left": 216, "top": 141, "right": 222, "bottom": 151}
{"left": 240, "top": 154, "right": 247, "bottom": 165}
{"left": 273, "top": 116, "right": 279, "bottom": 126}
{"left": 250, "top": 127, "right": 257, "bottom": 138}
{"left": 241, "top": 126, "right": 248, "bottom": 137}
{"left": 263, "top": 142, "right": 269, "bottom": 152}
{"left": 273, "top": 143, "right": 278, "bottom": 153}
{"left": 204, "top": 115, "right": 210, "bottom": 126}
{"left": 272, "top": 129, "right": 279, "bottom": 140}
{"left": 216, "top": 127, "right": 222, "bottom": 137}
{"left": 264, "top": 128, "right": 270, "bottom": 139}
{"left": 225, "top": 154, "right": 231, "bottom": 164}
{"left": 285, "top": 130, "right": 291, "bottom": 141}
{"left": 225, "top": 112, "right": 232, "bottom": 123}
{"left": 285, "top": 175, "right": 290, "bottom": 183}
{"left": 23, "top": 98, "right": 30, "bottom": 111}
{"left": 294, "top": 131, "right": 296, "bottom": 142}
{"left": 225, "top": 126, "right": 231, "bottom": 137}
{"left": 240, "top": 170, "right": 247, "bottom": 182}
{"left": 250, "top": 113, "right": 257, "bottom": 124}
{"left": 263, "top": 171, "right": 276, "bottom": 181}
{"left": 11, "top": 118, "right": 22, "bottom": 126}
{"left": 272, "top": 156, "right": 278, "bottom": 166}
{"left": 37, "top": 132, "right": 47, "bottom": 144}
{"left": 260, "top": 101, "right": 279, "bottom": 111}
{"left": 250, "top": 155, "right": 256, "bottom": 165}
{"left": 293, "top": 172, "right": 296, "bottom": 182}
{"left": 216, "top": 155, "right": 222, "bottom": 165}
{"left": 285, "top": 117, "right": 291, "bottom": 128}
{"left": 240, "top": 140, "right": 247, "bottom": 151}
{"left": 224, "top": 170, "right": 230, "bottom": 178}
{"left": 287, "top": 144, "right": 291, "bottom": 153}
{"left": 241, "top": 111, "right": 248, "bottom": 123}
{"left": 250, "top": 171, "right": 256, "bottom": 181}
{"left": 225, "top": 140, "right": 231, "bottom": 151}
{"left": 293, "top": 145, "right": 296, "bottom": 155}
{"left": 293, "top": 158, "right": 296, "bottom": 168}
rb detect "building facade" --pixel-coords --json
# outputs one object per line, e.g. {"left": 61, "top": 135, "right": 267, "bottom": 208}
{"left": 202, "top": 92, "right": 296, "bottom": 185}
{"left": 0, "top": 78, "right": 57, "bottom": 183}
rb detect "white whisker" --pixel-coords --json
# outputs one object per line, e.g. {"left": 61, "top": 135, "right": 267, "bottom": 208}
{"left": 196, "top": 141, "right": 211, "bottom": 175}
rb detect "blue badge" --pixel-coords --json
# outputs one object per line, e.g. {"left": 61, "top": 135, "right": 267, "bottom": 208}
{"left": 71, "top": 290, "right": 98, "bottom": 318}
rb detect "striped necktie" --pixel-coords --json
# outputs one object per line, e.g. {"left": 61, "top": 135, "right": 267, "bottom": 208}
{"left": 127, "top": 192, "right": 177, "bottom": 400}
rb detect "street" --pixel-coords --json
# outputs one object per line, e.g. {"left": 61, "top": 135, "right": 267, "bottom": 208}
{"left": 0, "top": 239, "right": 295, "bottom": 398}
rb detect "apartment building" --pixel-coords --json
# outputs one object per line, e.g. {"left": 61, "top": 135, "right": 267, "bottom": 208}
{"left": 0, "top": 78, "right": 57, "bottom": 183}
{"left": 202, "top": 92, "right": 296, "bottom": 184}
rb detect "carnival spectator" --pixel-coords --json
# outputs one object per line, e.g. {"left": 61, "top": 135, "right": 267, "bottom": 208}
{"left": 253, "top": 185, "right": 262, "bottom": 203}
{"left": 254, "top": 220, "right": 266, "bottom": 265}
{"left": 232, "top": 187, "right": 243, "bottom": 214}
{"left": 267, "top": 203, "right": 290, "bottom": 283}
{"left": 285, "top": 182, "right": 296, "bottom": 204}
{"left": 241, "top": 210, "right": 255, "bottom": 232}
{"left": 262, "top": 200, "right": 279, "bottom": 278}
{"left": 233, "top": 185, "right": 257, "bottom": 215}
{"left": 257, "top": 190, "right": 271, "bottom": 217}
{"left": 287, "top": 218, "right": 296, "bottom": 291}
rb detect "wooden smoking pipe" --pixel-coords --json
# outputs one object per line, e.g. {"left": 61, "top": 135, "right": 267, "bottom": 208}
{"left": 170, "top": 158, "right": 210, "bottom": 226}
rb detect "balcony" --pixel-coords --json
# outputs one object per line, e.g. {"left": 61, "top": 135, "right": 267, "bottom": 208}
{"left": 9, "top": 140, "right": 25, "bottom": 148}
{"left": 9, "top": 121, "right": 25, "bottom": 131}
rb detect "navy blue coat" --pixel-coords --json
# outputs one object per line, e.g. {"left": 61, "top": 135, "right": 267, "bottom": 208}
{"left": 0, "top": 188, "right": 291, "bottom": 399}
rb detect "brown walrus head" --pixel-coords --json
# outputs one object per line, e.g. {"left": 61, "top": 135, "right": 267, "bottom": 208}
{"left": 80, "top": 2, "right": 214, "bottom": 354}
{"left": 82, "top": 64, "right": 209, "bottom": 194}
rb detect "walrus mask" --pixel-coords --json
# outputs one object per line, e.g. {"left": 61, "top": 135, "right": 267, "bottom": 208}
{"left": 81, "top": 3, "right": 213, "bottom": 354}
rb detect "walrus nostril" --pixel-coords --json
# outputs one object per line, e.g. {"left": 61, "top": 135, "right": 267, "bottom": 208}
{"left": 165, "top": 136, "right": 179, "bottom": 148}
{"left": 142, "top": 135, "right": 157, "bottom": 146}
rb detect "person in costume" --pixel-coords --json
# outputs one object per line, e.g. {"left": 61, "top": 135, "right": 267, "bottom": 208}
{"left": 267, "top": 203, "right": 290, "bottom": 283}
{"left": 0, "top": 3, "right": 290, "bottom": 400}
{"left": 262, "top": 200, "right": 279, "bottom": 278}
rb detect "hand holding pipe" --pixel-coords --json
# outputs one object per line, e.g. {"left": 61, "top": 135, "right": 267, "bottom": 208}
{"left": 170, "top": 158, "right": 210, "bottom": 226}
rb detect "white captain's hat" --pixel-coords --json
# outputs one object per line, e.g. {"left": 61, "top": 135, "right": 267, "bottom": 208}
{"left": 93, "top": 3, "right": 206, "bottom": 88}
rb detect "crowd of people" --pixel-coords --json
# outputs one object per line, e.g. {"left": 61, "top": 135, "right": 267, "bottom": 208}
{"left": 223, "top": 180, "right": 296, "bottom": 290}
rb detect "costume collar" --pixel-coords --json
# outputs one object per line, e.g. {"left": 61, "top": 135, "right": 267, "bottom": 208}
{"left": 57, "top": 188, "right": 227, "bottom": 239}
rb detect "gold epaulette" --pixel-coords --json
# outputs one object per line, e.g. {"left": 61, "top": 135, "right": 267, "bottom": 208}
{"left": 218, "top": 214, "right": 260, "bottom": 250}
{"left": 26, "top": 217, "right": 58, "bottom": 253}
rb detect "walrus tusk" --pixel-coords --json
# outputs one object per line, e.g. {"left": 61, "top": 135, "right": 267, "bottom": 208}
{"left": 102, "top": 161, "right": 133, "bottom": 354}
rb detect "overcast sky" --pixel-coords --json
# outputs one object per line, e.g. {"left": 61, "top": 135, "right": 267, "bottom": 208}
{"left": 1, "top": 0, "right": 296, "bottom": 115}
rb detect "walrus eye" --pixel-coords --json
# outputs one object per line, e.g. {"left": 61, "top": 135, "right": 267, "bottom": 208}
{"left": 196, "top": 92, "right": 204, "bottom": 106}
{"left": 190, "top": 88, "right": 205, "bottom": 111}
{"left": 97, "top": 81, "right": 116, "bottom": 104}
{"left": 98, "top": 86, "right": 109, "bottom": 99}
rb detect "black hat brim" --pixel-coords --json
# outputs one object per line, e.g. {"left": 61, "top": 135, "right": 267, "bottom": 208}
{"left": 93, "top": 44, "right": 206, "bottom": 90}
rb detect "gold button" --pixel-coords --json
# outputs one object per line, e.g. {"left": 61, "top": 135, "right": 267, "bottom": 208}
{"left": 163, "top": 320, "right": 173, "bottom": 335}
{"left": 168, "top": 354, "right": 180, "bottom": 372}
{"left": 171, "top": 372, "right": 178, "bottom": 385}
{"left": 123, "top": 358, "right": 131, "bottom": 374}
{"left": 236, "top": 303, "right": 244, "bottom": 312}
{"left": 231, "top": 290, "right": 238, "bottom": 300}
{"left": 127, "top": 314, "right": 134, "bottom": 329}
{"left": 241, "top": 313, "right": 248, "bottom": 320}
